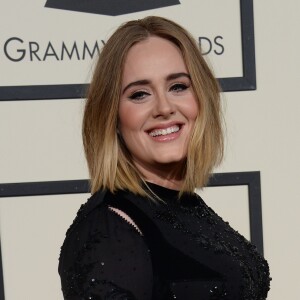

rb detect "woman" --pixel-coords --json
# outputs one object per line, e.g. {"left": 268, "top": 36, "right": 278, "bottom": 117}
{"left": 59, "top": 16, "right": 270, "bottom": 300}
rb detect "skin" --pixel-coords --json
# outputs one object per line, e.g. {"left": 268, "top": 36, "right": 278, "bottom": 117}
{"left": 118, "top": 36, "right": 199, "bottom": 190}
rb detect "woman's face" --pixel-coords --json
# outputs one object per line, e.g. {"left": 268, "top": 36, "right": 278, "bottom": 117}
{"left": 118, "top": 36, "right": 199, "bottom": 185}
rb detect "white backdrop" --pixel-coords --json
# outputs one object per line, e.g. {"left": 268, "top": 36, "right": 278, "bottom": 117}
{"left": 0, "top": 0, "right": 242, "bottom": 86}
{"left": 0, "top": 0, "right": 300, "bottom": 299}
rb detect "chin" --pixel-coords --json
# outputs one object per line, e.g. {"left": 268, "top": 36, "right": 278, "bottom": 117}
{"left": 154, "top": 153, "right": 186, "bottom": 165}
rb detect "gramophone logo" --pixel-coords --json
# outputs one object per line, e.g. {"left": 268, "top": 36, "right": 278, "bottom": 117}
{"left": 45, "top": 0, "right": 181, "bottom": 16}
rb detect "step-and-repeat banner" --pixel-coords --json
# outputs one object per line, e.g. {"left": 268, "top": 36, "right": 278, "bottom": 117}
{"left": 0, "top": 0, "right": 255, "bottom": 100}
{"left": 0, "top": 1, "right": 262, "bottom": 299}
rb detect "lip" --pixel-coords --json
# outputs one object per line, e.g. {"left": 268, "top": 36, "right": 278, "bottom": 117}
{"left": 145, "top": 121, "right": 184, "bottom": 133}
{"left": 146, "top": 121, "right": 184, "bottom": 142}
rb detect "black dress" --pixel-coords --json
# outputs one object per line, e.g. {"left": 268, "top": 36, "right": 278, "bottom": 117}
{"left": 59, "top": 183, "right": 270, "bottom": 300}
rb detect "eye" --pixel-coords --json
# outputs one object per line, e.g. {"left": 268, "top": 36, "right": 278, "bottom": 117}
{"left": 170, "top": 83, "right": 188, "bottom": 93}
{"left": 129, "top": 90, "right": 150, "bottom": 101}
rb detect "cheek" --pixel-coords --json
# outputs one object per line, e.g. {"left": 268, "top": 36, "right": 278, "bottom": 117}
{"left": 118, "top": 103, "right": 145, "bottom": 136}
{"left": 185, "top": 97, "right": 199, "bottom": 122}
{"left": 118, "top": 104, "right": 148, "bottom": 158}
{"left": 118, "top": 103, "right": 134, "bottom": 133}
{"left": 190, "top": 105, "right": 199, "bottom": 121}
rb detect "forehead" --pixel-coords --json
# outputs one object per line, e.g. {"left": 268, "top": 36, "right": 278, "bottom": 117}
{"left": 122, "top": 36, "right": 188, "bottom": 84}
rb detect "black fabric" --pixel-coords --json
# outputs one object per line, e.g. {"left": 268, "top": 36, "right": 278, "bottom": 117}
{"left": 59, "top": 183, "right": 270, "bottom": 300}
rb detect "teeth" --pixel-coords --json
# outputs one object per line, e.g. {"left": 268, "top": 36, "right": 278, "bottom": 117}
{"left": 149, "top": 125, "right": 180, "bottom": 137}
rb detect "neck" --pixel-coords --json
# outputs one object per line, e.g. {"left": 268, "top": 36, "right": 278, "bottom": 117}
{"left": 134, "top": 160, "right": 185, "bottom": 191}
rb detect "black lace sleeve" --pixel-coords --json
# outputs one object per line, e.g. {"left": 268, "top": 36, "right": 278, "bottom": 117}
{"left": 59, "top": 205, "right": 153, "bottom": 300}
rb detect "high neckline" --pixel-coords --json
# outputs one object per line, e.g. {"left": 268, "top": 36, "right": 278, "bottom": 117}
{"left": 143, "top": 181, "right": 200, "bottom": 207}
{"left": 144, "top": 181, "right": 180, "bottom": 201}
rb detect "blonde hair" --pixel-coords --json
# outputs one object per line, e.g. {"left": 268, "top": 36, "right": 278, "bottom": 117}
{"left": 83, "top": 16, "right": 223, "bottom": 196}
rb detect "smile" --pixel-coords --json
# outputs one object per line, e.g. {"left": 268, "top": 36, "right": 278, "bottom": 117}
{"left": 148, "top": 125, "right": 180, "bottom": 137}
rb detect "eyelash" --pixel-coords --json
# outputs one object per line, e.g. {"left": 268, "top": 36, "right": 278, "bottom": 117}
{"left": 129, "top": 91, "right": 150, "bottom": 100}
{"left": 128, "top": 83, "right": 189, "bottom": 100}
{"left": 170, "top": 83, "right": 188, "bottom": 92}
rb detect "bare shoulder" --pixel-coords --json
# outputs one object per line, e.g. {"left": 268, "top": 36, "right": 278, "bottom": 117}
{"left": 108, "top": 206, "right": 143, "bottom": 236}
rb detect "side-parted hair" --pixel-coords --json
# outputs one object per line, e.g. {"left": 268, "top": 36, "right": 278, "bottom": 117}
{"left": 83, "top": 16, "right": 224, "bottom": 196}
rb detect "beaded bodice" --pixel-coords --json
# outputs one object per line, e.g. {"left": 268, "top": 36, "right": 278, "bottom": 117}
{"left": 59, "top": 183, "right": 270, "bottom": 300}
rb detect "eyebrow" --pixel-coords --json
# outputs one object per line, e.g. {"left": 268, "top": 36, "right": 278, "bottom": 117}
{"left": 122, "top": 72, "right": 191, "bottom": 94}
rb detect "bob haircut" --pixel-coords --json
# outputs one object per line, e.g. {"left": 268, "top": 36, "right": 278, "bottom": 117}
{"left": 83, "top": 16, "right": 224, "bottom": 196}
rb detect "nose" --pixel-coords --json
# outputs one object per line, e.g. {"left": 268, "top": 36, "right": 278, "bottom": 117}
{"left": 152, "top": 92, "right": 175, "bottom": 118}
